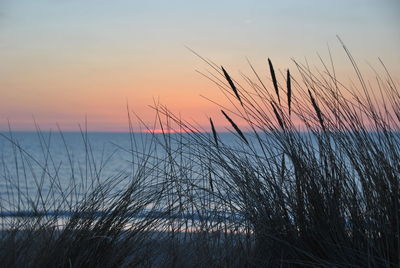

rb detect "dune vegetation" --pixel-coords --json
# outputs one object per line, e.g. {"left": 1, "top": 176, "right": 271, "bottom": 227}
{"left": 0, "top": 43, "right": 399, "bottom": 267}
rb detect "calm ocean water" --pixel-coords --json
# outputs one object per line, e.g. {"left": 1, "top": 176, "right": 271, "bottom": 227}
{"left": 0, "top": 130, "right": 395, "bottom": 226}
{"left": 0, "top": 131, "right": 245, "bottom": 214}
{"left": 0, "top": 132, "right": 147, "bottom": 183}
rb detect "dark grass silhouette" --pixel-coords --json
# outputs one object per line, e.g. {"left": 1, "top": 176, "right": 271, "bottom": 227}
{"left": 0, "top": 42, "right": 399, "bottom": 267}
{"left": 151, "top": 42, "right": 400, "bottom": 267}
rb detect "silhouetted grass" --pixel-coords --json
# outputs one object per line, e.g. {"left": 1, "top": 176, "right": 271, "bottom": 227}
{"left": 152, "top": 44, "right": 399, "bottom": 267}
{"left": 0, "top": 43, "right": 399, "bottom": 267}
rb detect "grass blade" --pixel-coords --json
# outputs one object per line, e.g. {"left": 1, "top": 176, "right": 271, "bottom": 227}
{"left": 308, "top": 89, "right": 325, "bottom": 130}
{"left": 209, "top": 117, "right": 219, "bottom": 148}
{"left": 271, "top": 102, "right": 285, "bottom": 129}
{"left": 222, "top": 66, "right": 243, "bottom": 106}
{"left": 268, "top": 58, "right": 280, "bottom": 104}
{"left": 221, "top": 110, "right": 248, "bottom": 144}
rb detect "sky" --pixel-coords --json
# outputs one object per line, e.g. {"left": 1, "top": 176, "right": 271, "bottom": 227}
{"left": 0, "top": 0, "right": 399, "bottom": 132}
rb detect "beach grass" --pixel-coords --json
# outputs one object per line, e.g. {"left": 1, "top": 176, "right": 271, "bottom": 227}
{"left": 0, "top": 45, "right": 399, "bottom": 267}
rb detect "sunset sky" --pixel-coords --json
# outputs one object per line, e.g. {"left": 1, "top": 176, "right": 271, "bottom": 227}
{"left": 1, "top": 0, "right": 399, "bottom": 131}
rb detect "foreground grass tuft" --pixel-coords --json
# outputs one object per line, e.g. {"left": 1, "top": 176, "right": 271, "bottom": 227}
{"left": 1, "top": 45, "right": 399, "bottom": 267}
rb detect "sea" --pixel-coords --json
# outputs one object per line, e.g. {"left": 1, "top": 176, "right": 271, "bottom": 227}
{"left": 0, "top": 131, "right": 248, "bottom": 223}
{"left": 0, "top": 130, "right": 394, "bottom": 229}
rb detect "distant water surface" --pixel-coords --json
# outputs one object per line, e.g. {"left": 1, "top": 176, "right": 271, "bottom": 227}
{"left": 0, "top": 131, "right": 244, "bottom": 212}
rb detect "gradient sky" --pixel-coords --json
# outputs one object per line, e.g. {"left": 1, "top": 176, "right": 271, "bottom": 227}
{"left": 1, "top": 0, "right": 399, "bottom": 131}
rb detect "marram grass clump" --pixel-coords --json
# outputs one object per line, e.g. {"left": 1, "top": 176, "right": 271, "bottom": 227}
{"left": 0, "top": 44, "right": 399, "bottom": 267}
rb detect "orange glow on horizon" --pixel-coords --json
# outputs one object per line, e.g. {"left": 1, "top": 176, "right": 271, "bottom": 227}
{"left": 143, "top": 128, "right": 196, "bottom": 134}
